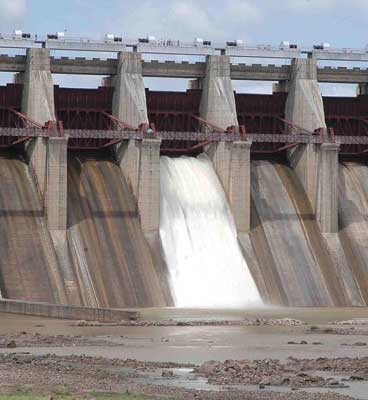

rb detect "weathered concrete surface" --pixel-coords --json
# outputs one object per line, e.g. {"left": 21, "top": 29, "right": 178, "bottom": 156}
{"left": 316, "top": 143, "right": 339, "bottom": 233}
{"left": 323, "top": 233, "right": 364, "bottom": 306}
{"left": 67, "top": 153, "right": 172, "bottom": 308}
{"left": 115, "top": 139, "right": 141, "bottom": 199}
{"left": 24, "top": 137, "right": 48, "bottom": 199}
{"left": 21, "top": 48, "right": 56, "bottom": 198}
{"left": 206, "top": 140, "right": 252, "bottom": 233}
{"left": 249, "top": 160, "right": 349, "bottom": 306}
{"left": 357, "top": 83, "right": 368, "bottom": 95}
{"left": 138, "top": 139, "right": 161, "bottom": 237}
{"left": 112, "top": 52, "right": 148, "bottom": 126}
{"left": 272, "top": 80, "right": 288, "bottom": 93}
{"left": 0, "top": 152, "right": 67, "bottom": 304}
{"left": 21, "top": 49, "right": 55, "bottom": 122}
{"left": 0, "top": 298, "right": 139, "bottom": 322}
{"left": 285, "top": 58, "right": 326, "bottom": 131}
{"left": 286, "top": 58, "right": 330, "bottom": 228}
{"left": 205, "top": 141, "right": 233, "bottom": 194}
{"left": 47, "top": 137, "right": 67, "bottom": 233}
{"left": 338, "top": 162, "right": 368, "bottom": 305}
{"left": 201, "top": 56, "right": 246, "bottom": 229}
{"left": 229, "top": 141, "right": 252, "bottom": 232}
{"left": 199, "top": 55, "right": 238, "bottom": 130}
{"left": 46, "top": 137, "right": 80, "bottom": 304}
{"left": 111, "top": 52, "right": 148, "bottom": 202}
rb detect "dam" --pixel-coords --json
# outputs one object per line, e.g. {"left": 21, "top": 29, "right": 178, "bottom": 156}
{"left": 0, "top": 36, "right": 368, "bottom": 310}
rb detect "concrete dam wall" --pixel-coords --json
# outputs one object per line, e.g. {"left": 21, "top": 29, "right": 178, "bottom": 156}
{"left": 248, "top": 160, "right": 359, "bottom": 307}
{"left": 0, "top": 150, "right": 173, "bottom": 308}
{"left": 67, "top": 153, "right": 172, "bottom": 308}
{"left": 0, "top": 147, "right": 368, "bottom": 308}
{"left": 0, "top": 151, "right": 65, "bottom": 303}
{"left": 2, "top": 48, "right": 368, "bottom": 309}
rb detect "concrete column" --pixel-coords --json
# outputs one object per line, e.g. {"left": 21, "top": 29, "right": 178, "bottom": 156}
{"left": 357, "top": 84, "right": 368, "bottom": 96}
{"left": 47, "top": 137, "right": 67, "bottom": 234}
{"left": 101, "top": 76, "right": 113, "bottom": 87}
{"left": 286, "top": 58, "right": 326, "bottom": 212}
{"left": 115, "top": 140, "right": 141, "bottom": 198}
{"left": 21, "top": 48, "right": 55, "bottom": 198}
{"left": 316, "top": 143, "right": 339, "bottom": 233}
{"left": 199, "top": 55, "right": 238, "bottom": 130}
{"left": 188, "top": 78, "right": 203, "bottom": 90}
{"left": 206, "top": 141, "right": 233, "bottom": 194}
{"left": 137, "top": 139, "right": 161, "bottom": 238}
{"left": 112, "top": 52, "right": 148, "bottom": 199}
{"left": 112, "top": 51, "right": 148, "bottom": 125}
{"left": 285, "top": 58, "right": 326, "bottom": 131}
{"left": 206, "top": 140, "right": 252, "bottom": 233}
{"left": 201, "top": 54, "right": 239, "bottom": 199}
{"left": 272, "top": 80, "right": 288, "bottom": 93}
{"left": 200, "top": 56, "right": 252, "bottom": 231}
{"left": 229, "top": 141, "right": 252, "bottom": 232}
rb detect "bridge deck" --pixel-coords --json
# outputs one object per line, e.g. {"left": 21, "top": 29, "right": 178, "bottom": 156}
{"left": 0, "top": 55, "right": 367, "bottom": 83}
{"left": 0, "top": 127, "right": 366, "bottom": 145}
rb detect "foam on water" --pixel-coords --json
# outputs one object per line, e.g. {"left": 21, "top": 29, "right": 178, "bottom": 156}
{"left": 159, "top": 154, "right": 261, "bottom": 308}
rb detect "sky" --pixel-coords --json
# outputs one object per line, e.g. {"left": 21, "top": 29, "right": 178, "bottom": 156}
{"left": 0, "top": 0, "right": 367, "bottom": 95}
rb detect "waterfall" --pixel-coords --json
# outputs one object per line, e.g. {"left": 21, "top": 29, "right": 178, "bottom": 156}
{"left": 159, "top": 154, "right": 261, "bottom": 308}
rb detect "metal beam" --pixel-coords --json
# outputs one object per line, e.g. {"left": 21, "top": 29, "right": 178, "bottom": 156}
{"left": 310, "top": 50, "right": 368, "bottom": 62}
{"left": 2, "top": 36, "right": 368, "bottom": 62}
{"left": 0, "top": 54, "right": 368, "bottom": 83}
{"left": 1, "top": 126, "right": 368, "bottom": 145}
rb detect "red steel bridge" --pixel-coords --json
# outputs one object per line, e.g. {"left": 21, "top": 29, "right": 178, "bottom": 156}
{"left": 1, "top": 83, "right": 368, "bottom": 156}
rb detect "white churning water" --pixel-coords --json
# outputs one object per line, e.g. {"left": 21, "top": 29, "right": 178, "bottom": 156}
{"left": 159, "top": 154, "right": 261, "bottom": 308}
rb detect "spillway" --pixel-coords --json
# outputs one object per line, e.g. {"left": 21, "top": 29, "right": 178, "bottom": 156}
{"left": 159, "top": 154, "right": 261, "bottom": 308}
{"left": 339, "top": 162, "right": 368, "bottom": 303}
{"left": 0, "top": 151, "right": 64, "bottom": 303}
{"left": 67, "top": 153, "right": 172, "bottom": 308}
{"left": 249, "top": 160, "right": 349, "bottom": 307}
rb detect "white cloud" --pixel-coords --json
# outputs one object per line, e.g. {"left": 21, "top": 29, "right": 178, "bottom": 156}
{"left": 283, "top": 0, "right": 336, "bottom": 14}
{"left": 224, "top": 1, "right": 262, "bottom": 23}
{"left": 280, "top": 0, "right": 368, "bottom": 14}
{"left": 107, "top": 0, "right": 263, "bottom": 42}
{"left": 0, "top": 0, "right": 26, "bottom": 25}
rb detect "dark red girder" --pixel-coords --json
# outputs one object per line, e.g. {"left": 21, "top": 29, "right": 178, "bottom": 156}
{"left": 1, "top": 83, "right": 368, "bottom": 154}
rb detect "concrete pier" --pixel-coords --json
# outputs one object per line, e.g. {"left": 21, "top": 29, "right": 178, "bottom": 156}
{"left": 115, "top": 140, "right": 141, "bottom": 198}
{"left": 200, "top": 56, "right": 251, "bottom": 231}
{"left": 230, "top": 141, "right": 252, "bottom": 232}
{"left": 285, "top": 58, "right": 326, "bottom": 131}
{"left": 47, "top": 137, "right": 68, "bottom": 234}
{"left": 286, "top": 58, "right": 325, "bottom": 212}
{"left": 201, "top": 56, "right": 236, "bottom": 186}
{"left": 138, "top": 139, "right": 161, "bottom": 238}
{"left": 285, "top": 58, "right": 339, "bottom": 234}
{"left": 272, "top": 80, "right": 288, "bottom": 93}
{"left": 206, "top": 141, "right": 233, "bottom": 194}
{"left": 21, "top": 48, "right": 55, "bottom": 198}
{"left": 316, "top": 143, "right": 339, "bottom": 233}
{"left": 112, "top": 52, "right": 148, "bottom": 125}
{"left": 357, "top": 83, "right": 368, "bottom": 95}
{"left": 200, "top": 55, "right": 238, "bottom": 130}
{"left": 112, "top": 52, "right": 148, "bottom": 198}
{"left": 45, "top": 136, "right": 76, "bottom": 304}
{"left": 110, "top": 52, "right": 160, "bottom": 240}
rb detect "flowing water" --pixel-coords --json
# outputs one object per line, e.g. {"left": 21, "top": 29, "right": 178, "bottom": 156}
{"left": 159, "top": 154, "right": 261, "bottom": 308}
